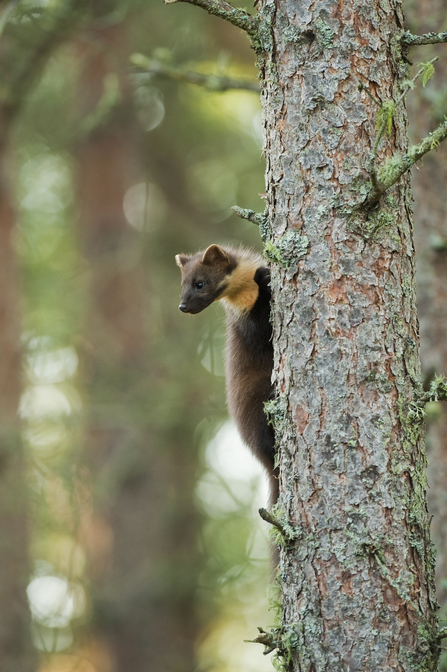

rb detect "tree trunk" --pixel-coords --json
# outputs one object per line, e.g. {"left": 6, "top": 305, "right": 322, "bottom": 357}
{"left": 0, "top": 147, "right": 35, "bottom": 671}
{"left": 75, "top": 25, "right": 203, "bottom": 672}
{"left": 258, "top": 0, "right": 439, "bottom": 668}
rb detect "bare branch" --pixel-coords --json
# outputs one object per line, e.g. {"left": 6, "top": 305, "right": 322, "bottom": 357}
{"left": 164, "top": 0, "right": 259, "bottom": 39}
{"left": 232, "top": 205, "right": 266, "bottom": 224}
{"left": 131, "top": 54, "right": 259, "bottom": 93}
{"left": 245, "top": 627, "right": 281, "bottom": 655}
{"left": 259, "top": 507, "right": 302, "bottom": 543}
{"left": 259, "top": 507, "right": 288, "bottom": 535}
{"left": 402, "top": 30, "right": 447, "bottom": 47}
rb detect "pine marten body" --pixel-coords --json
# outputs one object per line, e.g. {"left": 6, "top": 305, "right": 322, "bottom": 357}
{"left": 175, "top": 244, "right": 277, "bottom": 502}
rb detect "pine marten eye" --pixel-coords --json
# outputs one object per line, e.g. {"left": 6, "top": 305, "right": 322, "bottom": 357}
{"left": 195, "top": 281, "right": 204, "bottom": 290}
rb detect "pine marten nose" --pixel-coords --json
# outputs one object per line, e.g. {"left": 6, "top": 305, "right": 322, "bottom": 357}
{"left": 179, "top": 303, "right": 187, "bottom": 312}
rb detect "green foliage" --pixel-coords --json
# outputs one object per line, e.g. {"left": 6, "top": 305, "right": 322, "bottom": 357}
{"left": 404, "top": 375, "right": 447, "bottom": 431}
{"left": 271, "top": 625, "right": 300, "bottom": 672}
{"left": 253, "top": 578, "right": 300, "bottom": 672}
{"left": 407, "top": 401, "right": 426, "bottom": 424}
{"left": 377, "top": 100, "right": 396, "bottom": 136}
{"left": 402, "top": 78, "right": 416, "bottom": 91}
{"left": 267, "top": 576, "right": 282, "bottom": 627}
{"left": 426, "top": 374, "right": 447, "bottom": 402}
{"left": 420, "top": 61, "right": 436, "bottom": 88}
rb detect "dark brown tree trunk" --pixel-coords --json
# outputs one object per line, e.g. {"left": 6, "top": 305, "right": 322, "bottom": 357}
{"left": 0, "top": 148, "right": 35, "bottom": 671}
{"left": 257, "top": 0, "right": 439, "bottom": 667}
{"left": 75, "top": 26, "right": 202, "bottom": 672}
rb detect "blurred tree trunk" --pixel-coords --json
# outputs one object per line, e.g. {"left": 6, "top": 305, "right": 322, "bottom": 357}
{"left": 406, "top": 0, "right": 447, "bottom": 617}
{"left": 255, "top": 0, "right": 440, "bottom": 667}
{"left": 0, "top": 5, "right": 89, "bottom": 666}
{"left": 75, "top": 25, "right": 202, "bottom": 672}
{"left": 0, "top": 149, "right": 34, "bottom": 670}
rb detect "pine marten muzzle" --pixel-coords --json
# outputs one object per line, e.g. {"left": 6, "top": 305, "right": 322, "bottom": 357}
{"left": 175, "top": 244, "right": 278, "bottom": 503}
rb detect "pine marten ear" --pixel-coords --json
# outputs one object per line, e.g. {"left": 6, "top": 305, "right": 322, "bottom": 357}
{"left": 175, "top": 254, "right": 190, "bottom": 268}
{"left": 201, "top": 244, "right": 229, "bottom": 266}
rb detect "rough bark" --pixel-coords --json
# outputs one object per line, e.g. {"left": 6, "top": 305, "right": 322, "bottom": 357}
{"left": 256, "top": 0, "right": 439, "bottom": 668}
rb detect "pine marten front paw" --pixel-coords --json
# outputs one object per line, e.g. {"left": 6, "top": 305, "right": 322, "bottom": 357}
{"left": 254, "top": 266, "right": 271, "bottom": 290}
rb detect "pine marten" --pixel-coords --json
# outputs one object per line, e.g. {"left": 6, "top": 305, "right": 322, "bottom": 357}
{"left": 175, "top": 244, "right": 277, "bottom": 503}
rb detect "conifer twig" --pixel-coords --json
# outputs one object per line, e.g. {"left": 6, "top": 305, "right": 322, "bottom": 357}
{"left": 164, "top": 0, "right": 259, "bottom": 40}
{"left": 372, "top": 117, "right": 447, "bottom": 200}
{"left": 397, "top": 58, "right": 438, "bottom": 106}
{"left": 366, "top": 57, "right": 439, "bottom": 207}
{"left": 131, "top": 54, "right": 259, "bottom": 93}
{"left": 358, "top": 82, "right": 381, "bottom": 107}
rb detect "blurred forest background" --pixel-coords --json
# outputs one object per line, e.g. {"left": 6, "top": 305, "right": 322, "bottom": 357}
{"left": 1, "top": 0, "right": 447, "bottom": 671}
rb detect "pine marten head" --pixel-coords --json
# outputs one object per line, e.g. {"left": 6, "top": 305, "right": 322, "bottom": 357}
{"left": 175, "top": 244, "right": 262, "bottom": 315}
{"left": 175, "top": 245, "right": 236, "bottom": 314}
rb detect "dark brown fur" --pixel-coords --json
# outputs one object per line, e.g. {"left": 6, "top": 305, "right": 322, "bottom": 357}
{"left": 175, "top": 244, "right": 277, "bottom": 502}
